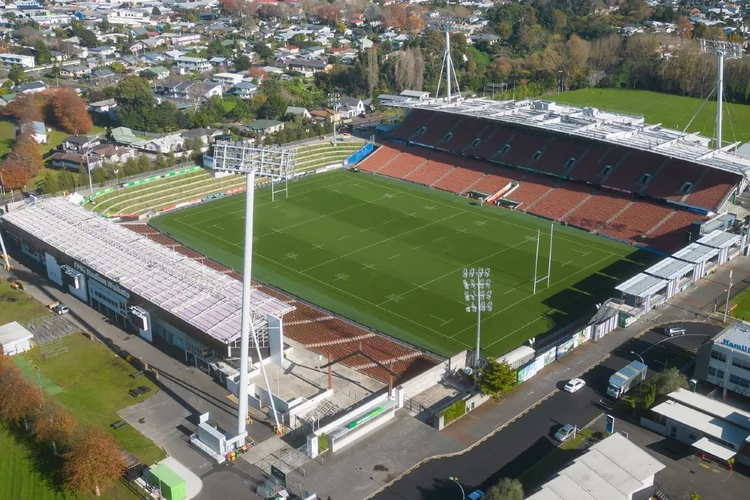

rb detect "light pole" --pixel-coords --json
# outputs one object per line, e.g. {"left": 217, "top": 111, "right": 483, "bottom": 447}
{"left": 114, "top": 169, "right": 120, "bottom": 190}
{"left": 327, "top": 92, "right": 340, "bottom": 146}
{"left": 630, "top": 351, "right": 647, "bottom": 395}
{"left": 724, "top": 270, "right": 733, "bottom": 323}
{"left": 448, "top": 477, "right": 465, "bottom": 500}
{"left": 463, "top": 267, "right": 492, "bottom": 369}
{"left": 85, "top": 141, "right": 94, "bottom": 203}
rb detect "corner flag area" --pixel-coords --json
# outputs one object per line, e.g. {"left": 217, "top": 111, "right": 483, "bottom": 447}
{"left": 151, "top": 171, "right": 645, "bottom": 358}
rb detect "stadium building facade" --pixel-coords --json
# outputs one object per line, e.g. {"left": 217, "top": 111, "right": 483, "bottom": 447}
{"left": 1, "top": 198, "right": 293, "bottom": 381}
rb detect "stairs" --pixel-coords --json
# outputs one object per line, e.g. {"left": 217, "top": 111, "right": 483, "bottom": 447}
{"left": 601, "top": 150, "right": 631, "bottom": 183}
{"left": 682, "top": 167, "right": 710, "bottom": 203}
{"left": 645, "top": 210, "right": 676, "bottom": 236}
{"left": 596, "top": 200, "right": 634, "bottom": 232}
{"left": 560, "top": 193, "right": 594, "bottom": 221}
{"left": 430, "top": 166, "right": 458, "bottom": 187}
{"left": 524, "top": 185, "right": 557, "bottom": 212}
{"left": 404, "top": 157, "right": 432, "bottom": 179}
{"left": 639, "top": 157, "right": 669, "bottom": 195}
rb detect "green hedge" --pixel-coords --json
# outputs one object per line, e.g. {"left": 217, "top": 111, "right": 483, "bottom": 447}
{"left": 441, "top": 399, "right": 467, "bottom": 424}
{"left": 318, "top": 433, "right": 328, "bottom": 453}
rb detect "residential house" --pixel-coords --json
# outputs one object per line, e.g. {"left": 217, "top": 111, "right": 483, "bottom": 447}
{"left": 470, "top": 33, "right": 499, "bottom": 45}
{"left": 209, "top": 57, "right": 228, "bottom": 67}
{"left": 0, "top": 53, "right": 35, "bottom": 68}
{"left": 89, "top": 99, "right": 116, "bottom": 114}
{"left": 91, "top": 144, "right": 135, "bottom": 164}
{"left": 245, "top": 119, "right": 284, "bottom": 136}
{"left": 143, "top": 134, "right": 184, "bottom": 153}
{"left": 62, "top": 135, "right": 100, "bottom": 153}
{"left": 302, "top": 46, "right": 326, "bottom": 56}
{"left": 181, "top": 127, "right": 222, "bottom": 147}
{"left": 18, "top": 121, "right": 47, "bottom": 143}
{"left": 212, "top": 72, "right": 244, "bottom": 86}
{"left": 59, "top": 65, "right": 90, "bottom": 78}
{"left": 288, "top": 58, "right": 332, "bottom": 76}
{"left": 400, "top": 90, "right": 430, "bottom": 101}
{"left": 16, "top": 80, "right": 46, "bottom": 94}
{"left": 163, "top": 50, "right": 185, "bottom": 61}
{"left": 111, "top": 127, "right": 140, "bottom": 146}
{"left": 285, "top": 106, "right": 311, "bottom": 120}
{"left": 89, "top": 46, "right": 117, "bottom": 58}
{"left": 89, "top": 68, "right": 116, "bottom": 82}
{"left": 145, "top": 66, "right": 170, "bottom": 80}
{"left": 171, "top": 34, "right": 201, "bottom": 47}
{"left": 0, "top": 93, "right": 17, "bottom": 107}
{"left": 49, "top": 152, "right": 103, "bottom": 171}
{"left": 337, "top": 97, "right": 366, "bottom": 118}
{"left": 228, "top": 81, "right": 257, "bottom": 99}
{"left": 176, "top": 56, "right": 211, "bottom": 72}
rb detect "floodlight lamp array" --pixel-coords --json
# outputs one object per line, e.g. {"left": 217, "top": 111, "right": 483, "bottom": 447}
{"left": 699, "top": 38, "right": 743, "bottom": 59}
{"left": 462, "top": 267, "right": 493, "bottom": 313}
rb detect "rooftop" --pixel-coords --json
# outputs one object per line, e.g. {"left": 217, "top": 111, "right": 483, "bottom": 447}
{"left": 714, "top": 323, "right": 750, "bottom": 355}
{"left": 697, "top": 229, "right": 742, "bottom": 249}
{"left": 615, "top": 273, "right": 667, "bottom": 298}
{"left": 672, "top": 242, "right": 719, "bottom": 264}
{"left": 1, "top": 198, "right": 293, "bottom": 346}
{"left": 389, "top": 97, "right": 750, "bottom": 176}
{"left": 651, "top": 398, "right": 750, "bottom": 446}
{"left": 644, "top": 257, "right": 694, "bottom": 281}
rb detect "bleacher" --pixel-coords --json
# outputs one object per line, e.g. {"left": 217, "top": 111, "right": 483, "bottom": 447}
{"left": 683, "top": 169, "right": 738, "bottom": 212}
{"left": 405, "top": 153, "right": 458, "bottom": 186}
{"left": 603, "top": 150, "right": 665, "bottom": 194}
{"left": 378, "top": 149, "right": 431, "bottom": 179}
{"left": 433, "top": 159, "right": 489, "bottom": 194}
{"left": 494, "top": 134, "right": 550, "bottom": 167}
{"left": 410, "top": 114, "right": 461, "bottom": 147}
{"left": 527, "top": 183, "right": 592, "bottom": 221}
{"left": 124, "top": 224, "right": 440, "bottom": 385}
{"left": 533, "top": 139, "right": 589, "bottom": 176}
{"left": 437, "top": 118, "right": 489, "bottom": 152}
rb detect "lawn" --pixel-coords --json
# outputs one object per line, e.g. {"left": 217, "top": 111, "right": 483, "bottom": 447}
{"left": 151, "top": 170, "right": 644, "bottom": 358}
{"left": 0, "top": 425, "right": 140, "bottom": 500}
{"left": 728, "top": 288, "right": 750, "bottom": 322}
{"left": 551, "top": 89, "right": 750, "bottom": 144}
{"left": 18, "top": 334, "right": 165, "bottom": 466}
{"left": 0, "top": 279, "right": 51, "bottom": 325}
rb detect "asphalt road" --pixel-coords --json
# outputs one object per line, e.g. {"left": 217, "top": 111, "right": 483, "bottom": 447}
{"left": 372, "top": 322, "right": 721, "bottom": 500}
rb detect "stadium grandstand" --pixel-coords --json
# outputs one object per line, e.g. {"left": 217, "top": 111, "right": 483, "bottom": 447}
{"left": 0, "top": 197, "right": 438, "bottom": 385}
{"left": 361, "top": 98, "right": 750, "bottom": 254}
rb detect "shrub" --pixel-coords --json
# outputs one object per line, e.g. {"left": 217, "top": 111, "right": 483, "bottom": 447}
{"left": 441, "top": 400, "right": 467, "bottom": 424}
{"left": 642, "top": 382, "right": 656, "bottom": 409}
{"left": 318, "top": 433, "right": 328, "bottom": 453}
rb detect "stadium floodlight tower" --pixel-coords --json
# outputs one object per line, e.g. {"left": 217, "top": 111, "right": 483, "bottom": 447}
{"left": 699, "top": 39, "right": 742, "bottom": 150}
{"left": 463, "top": 268, "right": 492, "bottom": 369}
{"left": 212, "top": 140, "right": 297, "bottom": 442}
{"left": 327, "top": 92, "right": 341, "bottom": 145}
{"left": 432, "top": 18, "right": 462, "bottom": 104}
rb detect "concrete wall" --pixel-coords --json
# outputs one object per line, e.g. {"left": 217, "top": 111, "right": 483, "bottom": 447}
{"left": 287, "top": 389, "right": 334, "bottom": 429}
{"left": 45, "top": 252, "right": 63, "bottom": 286}
{"left": 640, "top": 417, "right": 666, "bottom": 435}
{"left": 399, "top": 350, "right": 469, "bottom": 397}
{"left": 330, "top": 408, "right": 396, "bottom": 453}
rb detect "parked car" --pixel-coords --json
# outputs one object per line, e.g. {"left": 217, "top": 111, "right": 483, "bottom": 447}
{"left": 665, "top": 326, "right": 686, "bottom": 337}
{"left": 554, "top": 424, "right": 577, "bottom": 442}
{"left": 467, "top": 490, "right": 485, "bottom": 500}
{"left": 54, "top": 303, "right": 69, "bottom": 315}
{"left": 563, "top": 378, "right": 586, "bottom": 393}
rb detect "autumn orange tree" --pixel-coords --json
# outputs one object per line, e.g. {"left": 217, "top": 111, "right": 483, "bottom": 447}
{"left": 31, "top": 400, "right": 77, "bottom": 455}
{"left": 0, "top": 355, "right": 42, "bottom": 426}
{"left": 63, "top": 425, "right": 126, "bottom": 497}
{"left": 49, "top": 88, "right": 93, "bottom": 135}
{"left": 2, "top": 93, "right": 44, "bottom": 123}
{"left": 0, "top": 158, "right": 30, "bottom": 190}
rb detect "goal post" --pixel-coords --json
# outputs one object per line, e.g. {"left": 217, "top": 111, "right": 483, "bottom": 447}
{"left": 533, "top": 223, "right": 554, "bottom": 295}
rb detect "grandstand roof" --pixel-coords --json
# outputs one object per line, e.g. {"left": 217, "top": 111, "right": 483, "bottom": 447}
{"left": 390, "top": 97, "right": 750, "bottom": 176}
{"left": 697, "top": 229, "right": 742, "bottom": 249}
{"left": 2, "top": 198, "right": 293, "bottom": 345}
{"left": 673, "top": 242, "right": 719, "bottom": 264}
{"left": 644, "top": 257, "right": 694, "bottom": 281}
{"left": 615, "top": 273, "right": 668, "bottom": 298}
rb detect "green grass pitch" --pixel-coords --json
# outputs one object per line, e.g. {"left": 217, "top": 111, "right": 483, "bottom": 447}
{"left": 151, "top": 170, "right": 645, "bottom": 358}
{"left": 551, "top": 89, "right": 750, "bottom": 143}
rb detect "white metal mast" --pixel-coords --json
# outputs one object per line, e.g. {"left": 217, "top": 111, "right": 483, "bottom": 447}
{"left": 211, "top": 141, "right": 296, "bottom": 441}
{"left": 433, "top": 18, "right": 462, "bottom": 104}
{"left": 699, "top": 39, "right": 742, "bottom": 150}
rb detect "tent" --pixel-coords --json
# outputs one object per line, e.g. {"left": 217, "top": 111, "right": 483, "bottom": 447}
{"left": 148, "top": 464, "right": 186, "bottom": 500}
{"left": 0, "top": 321, "right": 34, "bottom": 356}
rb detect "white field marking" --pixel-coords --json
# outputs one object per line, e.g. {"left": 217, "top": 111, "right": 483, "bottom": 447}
{"left": 360, "top": 227, "right": 372, "bottom": 233}
{"left": 207, "top": 224, "right": 222, "bottom": 230}
{"left": 412, "top": 244, "right": 424, "bottom": 251}
{"left": 383, "top": 193, "right": 396, "bottom": 199}
{"left": 337, "top": 235, "right": 351, "bottom": 241}
{"left": 560, "top": 260, "right": 573, "bottom": 267}
{"left": 449, "top": 253, "right": 614, "bottom": 339}
{"left": 285, "top": 253, "right": 298, "bottom": 260}
{"left": 173, "top": 174, "right": 352, "bottom": 224}
{"left": 254, "top": 194, "right": 390, "bottom": 240}
{"left": 474, "top": 220, "right": 489, "bottom": 226}
{"left": 411, "top": 282, "right": 428, "bottom": 290}
{"left": 253, "top": 251, "right": 473, "bottom": 348}
{"left": 301, "top": 212, "right": 461, "bottom": 273}
{"left": 424, "top": 205, "right": 437, "bottom": 211}
{"left": 362, "top": 263, "right": 376, "bottom": 270}
{"left": 569, "top": 248, "right": 591, "bottom": 257}
{"left": 382, "top": 220, "right": 393, "bottom": 225}
{"left": 385, "top": 293, "right": 403, "bottom": 303}
{"left": 392, "top": 235, "right": 535, "bottom": 305}
{"left": 455, "top": 228, "right": 468, "bottom": 234}
{"left": 334, "top": 273, "right": 350, "bottom": 281}
{"left": 406, "top": 212, "right": 418, "bottom": 217}
{"left": 312, "top": 243, "right": 325, "bottom": 250}
{"left": 485, "top": 317, "right": 546, "bottom": 349}
{"left": 432, "top": 236, "right": 445, "bottom": 243}
{"left": 388, "top": 253, "right": 401, "bottom": 260}
{"left": 271, "top": 204, "right": 282, "bottom": 210}
{"left": 430, "top": 314, "right": 453, "bottom": 326}
{"left": 354, "top": 176, "right": 624, "bottom": 254}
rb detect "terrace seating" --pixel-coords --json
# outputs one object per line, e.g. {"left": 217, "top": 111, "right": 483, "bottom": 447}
{"left": 528, "top": 183, "right": 592, "bottom": 221}
{"left": 645, "top": 159, "right": 706, "bottom": 200}
{"left": 512, "top": 174, "right": 557, "bottom": 208}
{"left": 599, "top": 201, "right": 674, "bottom": 244}
{"left": 358, "top": 144, "right": 404, "bottom": 172}
{"left": 434, "top": 159, "right": 490, "bottom": 194}
{"left": 603, "top": 150, "right": 664, "bottom": 193}
{"left": 411, "top": 114, "right": 461, "bottom": 147}
{"left": 437, "top": 118, "right": 490, "bottom": 152}
{"left": 465, "top": 127, "right": 515, "bottom": 160}
{"left": 562, "top": 191, "right": 632, "bottom": 232}
{"left": 378, "top": 149, "right": 431, "bottom": 179}
{"left": 646, "top": 210, "right": 703, "bottom": 253}
{"left": 470, "top": 165, "right": 517, "bottom": 195}
{"left": 391, "top": 109, "right": 433, "bottom": 141}
{"left": 684, "top": 169, "right": 739, "bottom": 212}
{"left": 532, "top": 139, "right": 589, "bottom": 176}
{"left": 405, "top": 153, "right": 457, "bottom": 186}
{"left": 567, "top": 145, "right": 624, "bottom": 184}
{"left": 493, "top": 133, "right": 550, "bottom": 167}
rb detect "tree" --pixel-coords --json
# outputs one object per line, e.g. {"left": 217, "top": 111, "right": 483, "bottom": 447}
{"left": 235, "top": 54, "right": 251, "bottom": 72}
{"left": 2, "top": 93, "right": 42, "bottom": 122}
{"left": 137, "top": 155, "right": 152, "bottom": 173}
{"left": 367, "top": 47, "right": 378, "bottom": 98}
{"left": 58, "top": 169, "right": 75, "bottom": 191}
{"left": 259, "top": 93, "right": 287, "bottom": 120}
{"left": 50, "top": 88, "right": 93, "bottom": 134}
{"left": 10, "top": 131, "right": 44, "bottom": 178}
{"left": 485, "top": 478, "right": 524, "bottom": 500}
{"left": 39, "top": 171, "right": 60, "bottom": 194}
{"left": 0, "top": 357, "right": 42, "bottom": 425}
{"left": 253, "top": 41, "right": 273, "bottom": 61}
{"left": 63, "top": 426, "right": 126, "bottom": 496}
{"left": 383, "top": 4, "right": 407, "bottom": 29}
{"left": 0, "top": 159, "right": 29, "bottom": 189}
{"left": 8, "top": 64, "right": 25, "bottom": 85}
{"left": 99, "top": 18, "right": 109, "bottom": 33}
{"left": 152, "top": 6, "right": 161, "bottom": 15}
{"left": 652, "top": 367, "right": 689, "bottom": 395}
{"left": 478, "top": 359, "right": 517, "bottom": 398}
{"left": 31, "top": 400, "right": 76, "bottom": 454}
{"left": 77, "top": 29, "right": 98, "bottom": 48}
{"left": 34, "top": 39, "right": 51, "bottom": 65}
{"left": 114, "top": 76, "right": 156, "bottom": 130}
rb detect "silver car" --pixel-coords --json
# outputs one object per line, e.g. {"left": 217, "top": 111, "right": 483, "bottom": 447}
{"left": 554, "top": 424, "right": 577, "bottom": 442}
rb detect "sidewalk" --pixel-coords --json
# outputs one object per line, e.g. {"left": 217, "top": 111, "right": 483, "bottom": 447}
{"left": 298, "top": 256, "right": 750, "bottom": 500}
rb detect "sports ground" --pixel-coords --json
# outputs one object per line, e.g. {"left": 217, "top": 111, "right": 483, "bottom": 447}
{"left": 552, "top": 89, "right": 750, "bottom": 143}
{"left": 152, "top": 170, "right": 645, "bottom": 358}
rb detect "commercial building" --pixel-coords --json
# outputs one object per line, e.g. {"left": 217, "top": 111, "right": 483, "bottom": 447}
{"left": 526, "top": 433, "right": 665, "bottom": 500}
{"left": 0, "top": 53, "right": 35, "bottom": 68}
{"left": 0, "top": 197, "right": 293, "bottom": 383}
{"left": 695, "top": 323, "right": 750, "bottom": 398}
{"left": 644, "top": 388, "right": 750, "bottom": 465}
